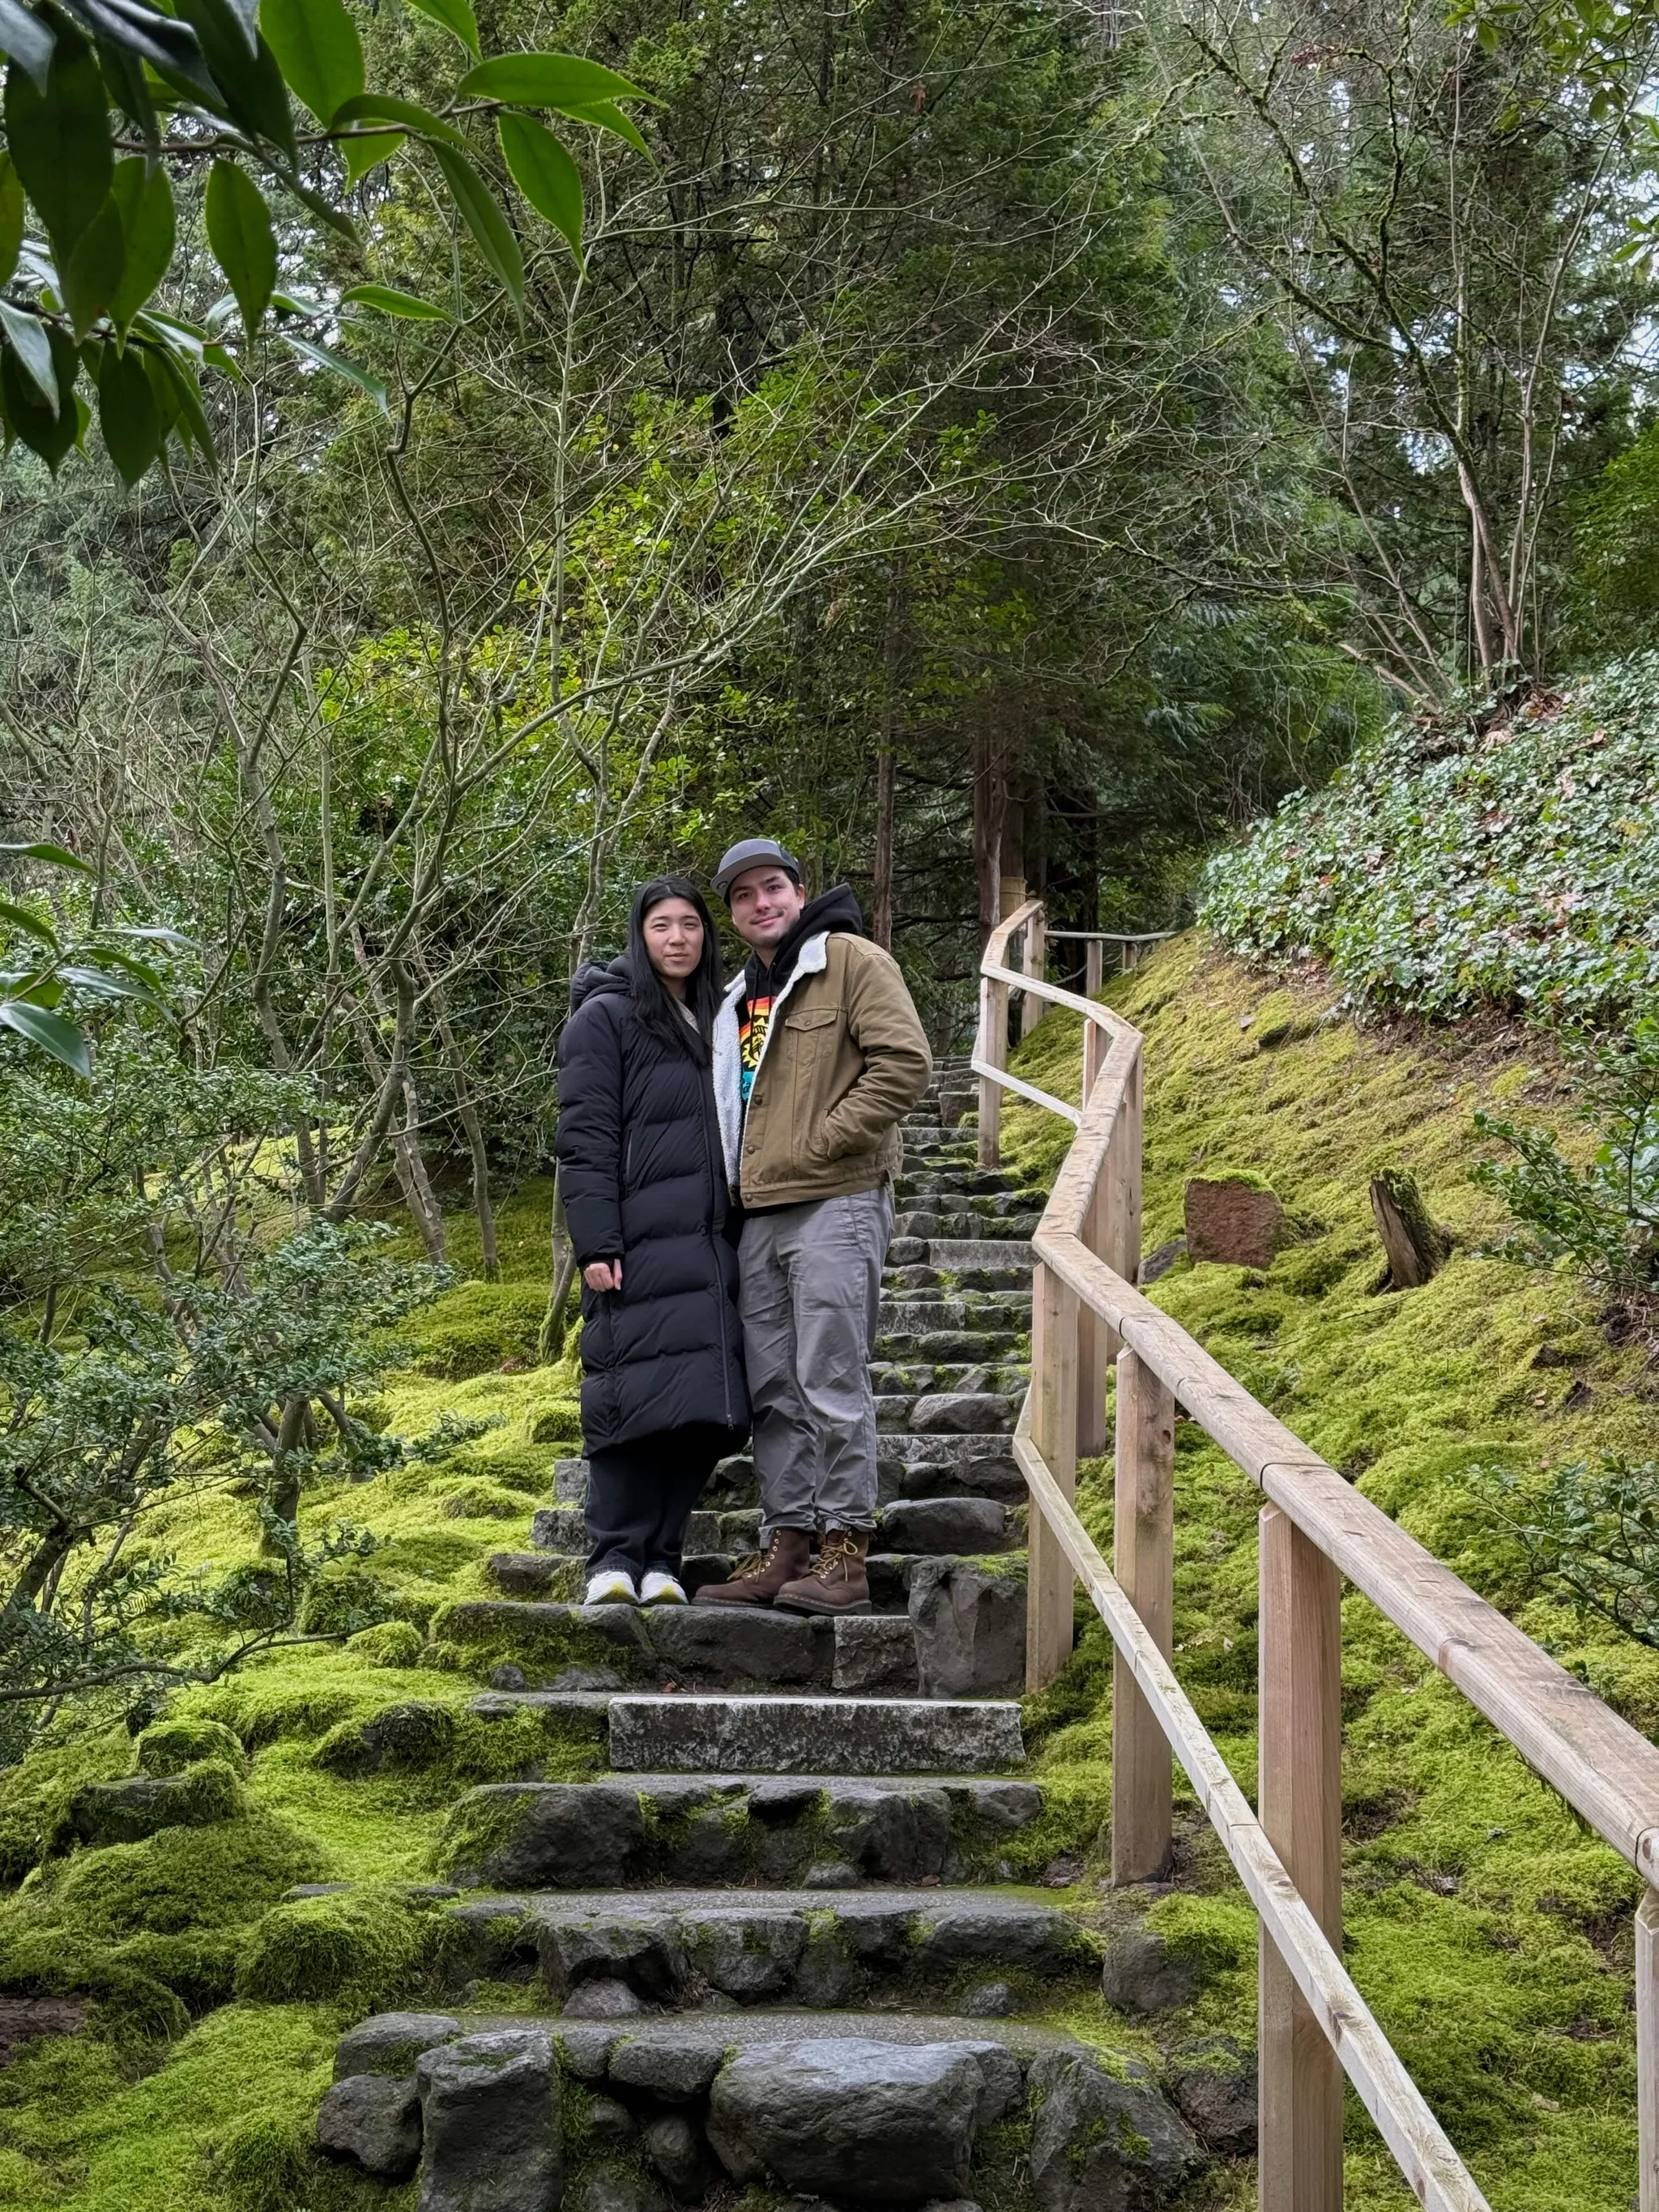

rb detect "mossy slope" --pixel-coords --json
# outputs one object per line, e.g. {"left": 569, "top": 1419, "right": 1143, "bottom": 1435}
{"left": 1014, "top": 932, "right": 1652, "bottom": 2210}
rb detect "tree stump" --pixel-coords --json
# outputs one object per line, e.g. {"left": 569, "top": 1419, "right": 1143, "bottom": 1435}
{"left": 1370, "top": 1170, "right": 1451, "bottom": 1289}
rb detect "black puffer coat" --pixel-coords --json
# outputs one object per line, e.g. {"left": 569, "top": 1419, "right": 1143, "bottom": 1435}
{"left": 555, "top": 961, "right": 748, "bottom": 1451}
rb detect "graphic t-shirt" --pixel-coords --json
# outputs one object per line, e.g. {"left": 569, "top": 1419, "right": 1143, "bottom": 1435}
{"left": 738, "top": 991, "right": 774, "bottom": 1106}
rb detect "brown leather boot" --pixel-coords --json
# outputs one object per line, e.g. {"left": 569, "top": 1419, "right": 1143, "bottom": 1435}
{"left": 693, "top": 1528, "right": 813, "bottom": 1608}
{"left": 774, "top": 1529, "right": 872, "bottom": 1616}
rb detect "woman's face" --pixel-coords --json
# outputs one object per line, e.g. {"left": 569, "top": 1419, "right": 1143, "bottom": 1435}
{"left": 642, "top": 897, "right": 705, "bottom": 981}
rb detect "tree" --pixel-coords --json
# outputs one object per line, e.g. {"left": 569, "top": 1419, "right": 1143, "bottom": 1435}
{"left": 0, "top": 0, "right": 645, "bottom": 482}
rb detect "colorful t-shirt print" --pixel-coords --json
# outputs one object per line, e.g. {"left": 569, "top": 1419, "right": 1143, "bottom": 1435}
{"left": 739, "top": 991, "right": 774, "bottom": 1105}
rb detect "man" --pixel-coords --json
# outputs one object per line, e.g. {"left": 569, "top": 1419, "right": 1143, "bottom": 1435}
{"left": 697, "top": 837, "right": 932, "bottom": 1614}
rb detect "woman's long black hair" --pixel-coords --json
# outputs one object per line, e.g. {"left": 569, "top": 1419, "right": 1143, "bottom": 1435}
{"left": 627, "top": 876, "right": 723, "bottom": 1062}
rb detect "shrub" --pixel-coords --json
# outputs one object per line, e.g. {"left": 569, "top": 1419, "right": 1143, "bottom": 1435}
{"left": 1471, "top": 1016, "right": 1659, "bottom": 1319}
{"left": 1473, "top": 1456, "right": 1659, "bottom": 1649}
{"left": 298, "top": 1559, "right": 399, "bottom": 1638}
{"left": 1199, "top": 658, "right": 1659, "bottom": 1025}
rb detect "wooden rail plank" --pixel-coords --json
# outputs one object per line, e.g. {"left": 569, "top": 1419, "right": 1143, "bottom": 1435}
{"left": 1011, "top": 1416, "right": 1495, "bottom": 2212}
{"left": 1111, "top": 1348, "right": 1175, "bottom": 1882}
{"left": 970, "top": 1057, "right": 1082, "bottom": 1127}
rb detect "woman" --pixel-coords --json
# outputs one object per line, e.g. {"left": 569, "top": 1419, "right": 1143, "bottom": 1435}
{"left": 555, "top": 877, "right": 748, "bottom": 1605}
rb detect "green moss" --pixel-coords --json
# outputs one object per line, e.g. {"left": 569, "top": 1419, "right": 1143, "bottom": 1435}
{"left": 298, "top": 1561, "right": 398, "bottom": 1637}
{"left": 233, "top": 1887, "right": 436, "bottom": 2009}
{"left": 401, "top": 1281, "right": 549, "bottom": 1380}
{"left": 0, "top": 1728, "right": 134, "bottom": 1885}
{"left": 346, "top": 1622, "right": 424, "bottom": 1668}
{"left": 427, "top": 1600, "right": 643, "bottom": 1684}
{"left": 135, "top": 1722, "right": 249, "bottom": 1779}
{"left": 44, "top": 1808, "right": 329, "bottom": 1938}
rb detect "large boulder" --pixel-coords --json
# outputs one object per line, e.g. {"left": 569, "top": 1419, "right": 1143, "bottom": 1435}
{"left": 1027, "top": 2050, "right": 1202, "bottom": 2210}
{"left": 316, "top": 2073, "right": 421, "bottom": 2178}
{"left": 706, "top": 2038, "right": 981, "bottom": 2204}
{"left": 908, "top": 1562, "right": 1025, "bottom": 1698}
{"left": 67, "top": 1761, "right": 243, "bottom": 1846}
{"left": 416, "top": 2029, "right": 560, "bottom": 2212}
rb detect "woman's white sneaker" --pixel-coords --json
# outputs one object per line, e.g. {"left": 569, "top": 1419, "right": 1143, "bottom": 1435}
{"left": 639, "top": 1571, "right": 688, "bottom": 1606}
{"left": 585, "top": 1569, "right": 638, "bottom": 1605}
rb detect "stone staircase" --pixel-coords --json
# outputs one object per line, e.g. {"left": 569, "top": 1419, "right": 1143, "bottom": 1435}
{"left": 313, "top": 1060, "right": 1218, "bottom": 2210}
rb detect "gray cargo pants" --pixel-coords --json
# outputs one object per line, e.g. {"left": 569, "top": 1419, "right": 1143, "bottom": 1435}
{"left": 739, "top": 1186, "right": 895, "bottom": 1538}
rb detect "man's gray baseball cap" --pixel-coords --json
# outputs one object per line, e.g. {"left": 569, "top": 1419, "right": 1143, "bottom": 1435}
{"left": 714, "top": 837, "right": 802, "bottom": 901}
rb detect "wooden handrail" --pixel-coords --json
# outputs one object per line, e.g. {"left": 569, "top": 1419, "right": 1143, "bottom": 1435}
{"left": 978, "top": 900, "right": 1659, "bottom": 2212}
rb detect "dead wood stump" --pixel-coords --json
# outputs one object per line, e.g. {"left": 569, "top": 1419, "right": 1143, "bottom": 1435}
{"left": 1370, "top": 1169, "right": 1451, "bottom": 1289}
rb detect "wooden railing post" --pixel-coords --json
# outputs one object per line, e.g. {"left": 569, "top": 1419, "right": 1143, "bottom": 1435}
{"left": 1026, "top": 1259, "right": 1079, "bottom": 1689}
{"left": 1020, "top": 909, "right": 1047, "bottom": 1038}
{"left": 1085, "top": 937, "right": 1103, "bottom": 998}
{"left": 1076, "top": 1019, "right": 1111, "bottom": 1456}
{"left": 1111, "top": 1347, "right": 1175, "bottom": 1882}
{"left": 977, "top": 962, "right": 1006, "bottom": 1170}
{"left": 1640, "top": 1887, "right": 1659, "bottom": 2212}
{"left": 1260, "top": 1501, "right": 1345, "bottom": 2211}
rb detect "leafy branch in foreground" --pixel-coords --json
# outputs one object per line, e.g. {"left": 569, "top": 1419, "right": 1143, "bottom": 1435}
{"left": 1472, "top": 1455, "right": 1659, "bottom": 1650}
{"left": 0, "top": 839, "right": 181, "bottom": 1073}
{"left": 1471, "top": 1014, "right": 1659, "bottom": 1322}
{"left": 0, "top": 0, "right": 646, "bottom": 483}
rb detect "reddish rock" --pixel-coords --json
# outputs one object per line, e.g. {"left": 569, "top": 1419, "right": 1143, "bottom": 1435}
{"left": 1183, "top": 1179, "right": 1286, "bottom": 1269}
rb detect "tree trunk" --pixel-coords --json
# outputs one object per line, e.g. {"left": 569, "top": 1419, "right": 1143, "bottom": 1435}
{"left": 872, "top": 564, "right": 903, "bottom": 951}
{"left": 1371, "top": 1170, "right": 1451, "bottom": 1289}
{"left": 539, "top": 1173, "right": 578, "bottom": 1363}
{"left": 973, "top": 718, "right": 1007, "bottom": 948}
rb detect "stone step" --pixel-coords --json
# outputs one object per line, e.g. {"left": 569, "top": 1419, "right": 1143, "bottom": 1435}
{"left": 875, "top": 1388, "right": 1019, "bottom": 1432}
{"left": 322, "top": 2007, "right": 1205, "bottom": 2212}
{"left": 441, "top": 1576, "right": 1024, "bottom": 1697}
{"left": 894, "top": 1213, "right": 1042, "bottom": 1243}
{"left": 609, "top": 1693, "right": 1025, "bottom": 1773}
{"left": 870, "top": 1361, "right": 1029, "bottom": 1397}
{"left": 494, "top": 1545, "right": 1022, "bottom": 1617}
{"left": 875, "top": 1328, "right": 1024, "bottom": 1365}
{"left": 878, "top": 1299, "right": 1031, "bottom": 1335}
{"left": 549, "top": 1434, "right": 1030, "bottom": 1514}
{"left": 433, "top": 1773, "right": 1043, "bottom": 1890}
{"left": 437, "top": 1885, "right": 1095, "bottom": 2012}
{"left": 880, "top": 1443, "right": 1024, "bottom": 1505}
{"left": 527, "top": 1495, "right": 1017, "bottom": 1569}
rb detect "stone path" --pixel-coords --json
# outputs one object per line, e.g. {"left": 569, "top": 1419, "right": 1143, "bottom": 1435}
{"left": 316, "top": 1061, "right": 1222, "bottom": 2209}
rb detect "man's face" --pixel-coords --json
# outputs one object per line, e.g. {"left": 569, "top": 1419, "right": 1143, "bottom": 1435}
{"left": 727, "top": 865, "right": 807, "bottom": 953}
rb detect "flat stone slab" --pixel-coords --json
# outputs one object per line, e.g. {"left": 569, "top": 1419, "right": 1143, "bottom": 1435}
{"left": 436, "top": 1774, "right": 1043, "bottom": 1890}
{"left": 441, "top": 1887, "right": 1094, "bottom": 2007}
{"left": 607, "top": 1694, "right": 1025, "bottom": 1775}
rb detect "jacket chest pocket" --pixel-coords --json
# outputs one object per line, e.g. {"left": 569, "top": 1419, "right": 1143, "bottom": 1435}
{"left": 784, "top": 1007, "right": 842, "bottom": 1148}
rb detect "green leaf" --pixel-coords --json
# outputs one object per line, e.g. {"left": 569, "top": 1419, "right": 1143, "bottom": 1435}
{"left": 558, "top": 96, "right": 649, "bottom": 158}
{"left": 341, "top": 280, "right": 456, "bottom": 321}
{"left": 109, "top": 157, "right": 176, "bottom": 329}
{"left": 62, "top": 192, "right": 126, "bottom": 336}
{"left": 0, "top": 841, "right": 92, "bottom": 871}
{"left": 4, "top": 21, "right": 113, "bottom": 262}
{"left": 96, "top": 335, "right": 160, "bottom": 483}
{"left": 95, "top": 32, "right": 164, "bottom": 147}
{"left": 148, "top": 347, "right": 215, "bottom": 462}
{"left": 0, "top": 0, "right": 55, "bottom": 89}
{"left": 205, "top": 160, "right": 277, "bottom": 335}
{"left": 341, "top": 123, "right": 403, "bottom": 184}
{"left": 0, "top": 322, "right": 80, "bottom": 469}
{"left": 0, "top": 153, "right": 23, "bottom": 285}
{"left": 279, "top": 164, "right": 358, "bottom": 241}
{"left": 173, "top": 0, "right": 297, "bottom": 163}
{"left": 0, "top": 999, "right": 92, "bottom": 1074}
{"left": 258, "top": 0, "right": 361, "bottom": 123}
{"left": 331, "top": 89, "right": 469, "bottom": 151}
{"left": 400, "top": 0, "right": 477, "bottom": 56}
{"left": 456, "top": 52, "right": 645, "bottom": 109}
{"left": 497, "top": 111, "right": 581, "bottom": 253}
{"left": 282, "top": 330, "right": 387, "bottom": 409}
{"left": 57, "top": 961, "right": 163, "bottom": 1004}
{"left": 0, "top": 300, "right": 58, "bottom": 411}
{"left": 430, "top": 141, "right": 522, "bottom": 306}
{"left": 0, "top": 897, "right": 61, "bottom": 944}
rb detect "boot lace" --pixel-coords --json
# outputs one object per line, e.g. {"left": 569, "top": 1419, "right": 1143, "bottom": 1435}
{"left": 733, "top": 1533, "right": 788, "bottom": 1581}
{"left": 815, "top": 1532, "right": 860, "bottom": 1583}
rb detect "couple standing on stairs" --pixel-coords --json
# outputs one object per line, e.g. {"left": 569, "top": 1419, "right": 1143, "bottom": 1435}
{"left": 555, "top": 836, "right": 933, "bottom": 1618}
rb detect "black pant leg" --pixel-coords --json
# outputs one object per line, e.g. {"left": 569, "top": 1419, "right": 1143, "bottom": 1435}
{"left": 641, "top": 1424, "right": 744, "bottom": 1575}
{"left": 584, "top": 1435, "right": 658, "bottom": 1579}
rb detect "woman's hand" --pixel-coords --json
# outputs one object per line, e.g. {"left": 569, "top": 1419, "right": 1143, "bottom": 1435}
{"left": 583, "top": 1259, "right": 623, "bottom": 1294}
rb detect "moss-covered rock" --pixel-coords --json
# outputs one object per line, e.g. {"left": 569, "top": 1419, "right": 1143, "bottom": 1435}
{"left": 348, "top": 1618, "right": 426, "bottom": 1668}
{"left": 136, "top": 1719, "right": 249, "bottom": 1779}
{"left": 66, "top": 1759, "right": 246, "bottom": 1849}
{"left": 298, "top": 1559, "right": 399, "bottom": 1637}
{"left": 47, "top": 1806, "right": 330, "bottom": 1938}
{"left": 235, "top": 1887, "right": 437, "bottom": 2009}
{"left": 313, "top": 1701, "right": 458, "bottom": 1778}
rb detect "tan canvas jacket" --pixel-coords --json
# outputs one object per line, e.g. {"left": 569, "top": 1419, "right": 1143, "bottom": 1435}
{"left": 711, "top": 930, "right": 932, "bottom": 1208}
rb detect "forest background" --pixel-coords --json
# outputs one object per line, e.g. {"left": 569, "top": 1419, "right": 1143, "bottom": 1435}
{"left": 0, "top": 0, "right": 1658, "bottom": 1917}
